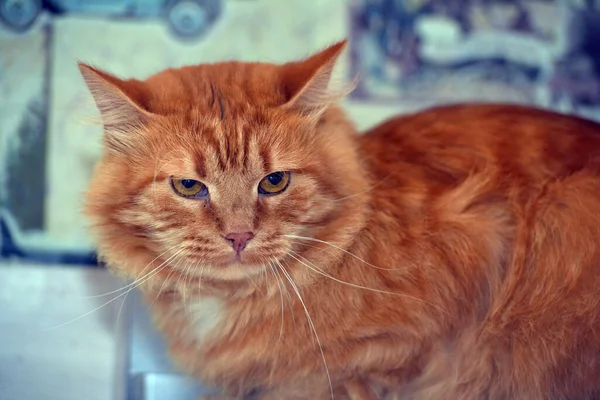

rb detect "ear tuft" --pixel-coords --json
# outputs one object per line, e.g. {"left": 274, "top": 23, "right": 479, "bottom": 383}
{"left": 281, "top": 40, "right": 353, "bottom": 120}
{"left": 78, "top": 62, "right": 152, "bottom": 153}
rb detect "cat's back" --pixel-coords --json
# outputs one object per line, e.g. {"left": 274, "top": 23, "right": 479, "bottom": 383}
{"left": 358, "top": 104, "right": 600, "bottom": 399}
{"left": 360, "top": 104, "right": 600, "bottom": 190}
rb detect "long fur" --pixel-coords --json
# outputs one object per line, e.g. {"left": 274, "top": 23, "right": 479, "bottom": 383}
{"left": 81, "top": 42, "right": 600, "bottom": 400}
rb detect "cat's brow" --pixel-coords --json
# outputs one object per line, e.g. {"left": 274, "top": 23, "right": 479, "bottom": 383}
{"left": 217, "top": 94, "right": 225, "bottom": 121}
{"left": 195, "top": 156, "right": 207, "bottom": 179}
{"left": 209, "top": 82, "right": 216, "bottom": 107}
{"left": 216, "top": 89, "right": 225, "bottom": 121}
{"left": 209, "top": 82, "right": 225, "bottom": 121}
{"left": 187, "top": 144, "right": 207, "bottom": 178}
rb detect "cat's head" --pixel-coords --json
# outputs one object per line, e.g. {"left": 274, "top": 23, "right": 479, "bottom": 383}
{"left": 81, "top": 41, "right": 369, "bottom": 289}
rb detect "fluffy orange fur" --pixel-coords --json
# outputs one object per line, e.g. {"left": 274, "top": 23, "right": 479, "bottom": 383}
{"left": 80, "top": 41, "right": 600, "bottom": 400}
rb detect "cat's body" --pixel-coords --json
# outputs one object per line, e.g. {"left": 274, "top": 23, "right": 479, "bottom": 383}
{"left": 80, "top": 42, "right": 600, "bottom": 400}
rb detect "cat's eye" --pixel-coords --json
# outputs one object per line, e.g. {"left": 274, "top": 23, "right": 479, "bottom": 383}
{"left": 170, "top": 177, "right": 209, "bottom": 199}
{"left": 258, "top": 171, "right": 291, "bottom": 195}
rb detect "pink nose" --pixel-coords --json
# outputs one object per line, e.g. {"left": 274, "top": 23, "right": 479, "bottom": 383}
{"left": 224, "top": 232, "right": 254, "bottom": 253}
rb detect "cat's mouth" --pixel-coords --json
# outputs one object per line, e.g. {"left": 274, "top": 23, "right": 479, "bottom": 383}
{"left": 226, "top": 252, "right": 245, "bottom": 266}
{"left": 177, "top": 252, "right": 272, "bottom": 283}
{"left": 170, "top": 239, "right": 288, "bottom": 281}
{"left": 209, "top": 250, "right": 264, "bottom": 268}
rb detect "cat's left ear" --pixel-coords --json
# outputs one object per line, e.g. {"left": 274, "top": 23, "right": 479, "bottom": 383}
{"left": 280, "top": 39, "right": 350, "bottom": 121}
{"left": 78, "top": 63, "right": 154, "bottom": 153}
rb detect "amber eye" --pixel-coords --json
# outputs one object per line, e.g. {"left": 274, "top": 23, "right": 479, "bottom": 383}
{"left": 170, "top": 178, "right": 209, "bottom": 198}
{"left": 258, "top": 171, "right": 291, "bottom": 195}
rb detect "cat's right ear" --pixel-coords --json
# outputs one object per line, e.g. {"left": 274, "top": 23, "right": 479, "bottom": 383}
{"left": 280, "top": 40, "right": 352, "bottom": 122}
{"left": 78, "top": 63, "right": 153, "bottom": 154}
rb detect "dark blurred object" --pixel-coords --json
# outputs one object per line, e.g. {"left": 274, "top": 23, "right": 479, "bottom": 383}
{"left": 165, "top": 0, "right": 221, "bottom": 39}
{"left": 0, "top": 208, "right": 99, "bottom": 266}
{"left": 349, "top": 0, "right": 600, "bottom": 117}
{"left": 0, "top": 0, "right": 222, "bottom": 38}
{"left": 0, "top": 0, "right": 41, "bottom": 31}
{"left": 548, "top": 1, "right": 600, "bottom": 111}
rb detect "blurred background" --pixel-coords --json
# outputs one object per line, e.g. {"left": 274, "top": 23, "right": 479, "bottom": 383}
{"left": 1, "top": 0, "right": 600, "bottom": 399}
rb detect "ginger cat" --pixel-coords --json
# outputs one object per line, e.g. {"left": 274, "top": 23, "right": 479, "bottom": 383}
{"left": 80, "top": 40, "right": 600, "bottom": 399}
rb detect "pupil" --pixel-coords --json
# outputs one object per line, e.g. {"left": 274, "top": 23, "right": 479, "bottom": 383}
{"left": 268, "top": 173, "right": 283, "bottom": 185}
{"left": 181, "top": 179, "right": 196, "bottom": 188}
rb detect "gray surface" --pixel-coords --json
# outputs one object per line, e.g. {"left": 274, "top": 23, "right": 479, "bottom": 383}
{"left": 0, "top": 262, "right": 212, "bottom": 400}
{"left": 0, "top": 262, "right": 124, "bottom": 400}
{"left": 130, "top": 373, "right": 211, "bottom": 400}
{"left": 127, "top": 290, "right": 211, "bottom": 400}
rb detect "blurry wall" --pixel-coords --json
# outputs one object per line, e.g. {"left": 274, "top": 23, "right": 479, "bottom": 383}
{"left": 1, "top": 0, "right": 600, "bottom": 257}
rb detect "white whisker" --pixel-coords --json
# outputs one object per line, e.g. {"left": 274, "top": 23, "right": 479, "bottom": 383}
{"left": 242, "top": 266, "right": 264, "bottom": 295}
{"left": 117, "top": 251, "right": 185, "bottom": 330}
{"left": 331, "top": 173, "right": 391, "bottom": 202}
{"left": 264, "top": 259, "right": 286, "bottom": 387}
{"left": 274, "top": 257, "right": 334, "bottom": 400}
{"left": 265, "top": 260, "right": 285, "bottom": 346}
{"left": 287, "top": 241, "right": 344, "bottom": 262}
{"left": 261, "top": 262, "right": 269, "bottom": 286}
{"left": 81, "top": 245, "right": 180, "bottom": 298}
{"left": 198, "top": 261, "right": 206, "bottom": 292}
{"left": 149, "top": 257, "right": 180, "bottom": 308}
{"left": 284, "top": 234, "right": 402, "bottom": 270}
{"left": 288, "top": 250, "right": 448, "bottom": 316}
{"left": 272, "top": 262, "right": 292, "bottom": 301}
{"left": 42, "top": 248, "right": 184, "bottom": 331}
{"left": 181, "top": 259, "right": 195, "bottom": 318}
{"left": 270, "top": 257, "right": 297, "bottom": 330}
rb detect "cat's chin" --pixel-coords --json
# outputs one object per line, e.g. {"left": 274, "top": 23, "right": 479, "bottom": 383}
{"left": 198, "top": 262, "right": 267, "bottom": 283}
{"left": 212, "top": 251, "right": 265, "bottom": 267}
{"left": 181, "top": 251, "right": 280, "bottom": 282}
